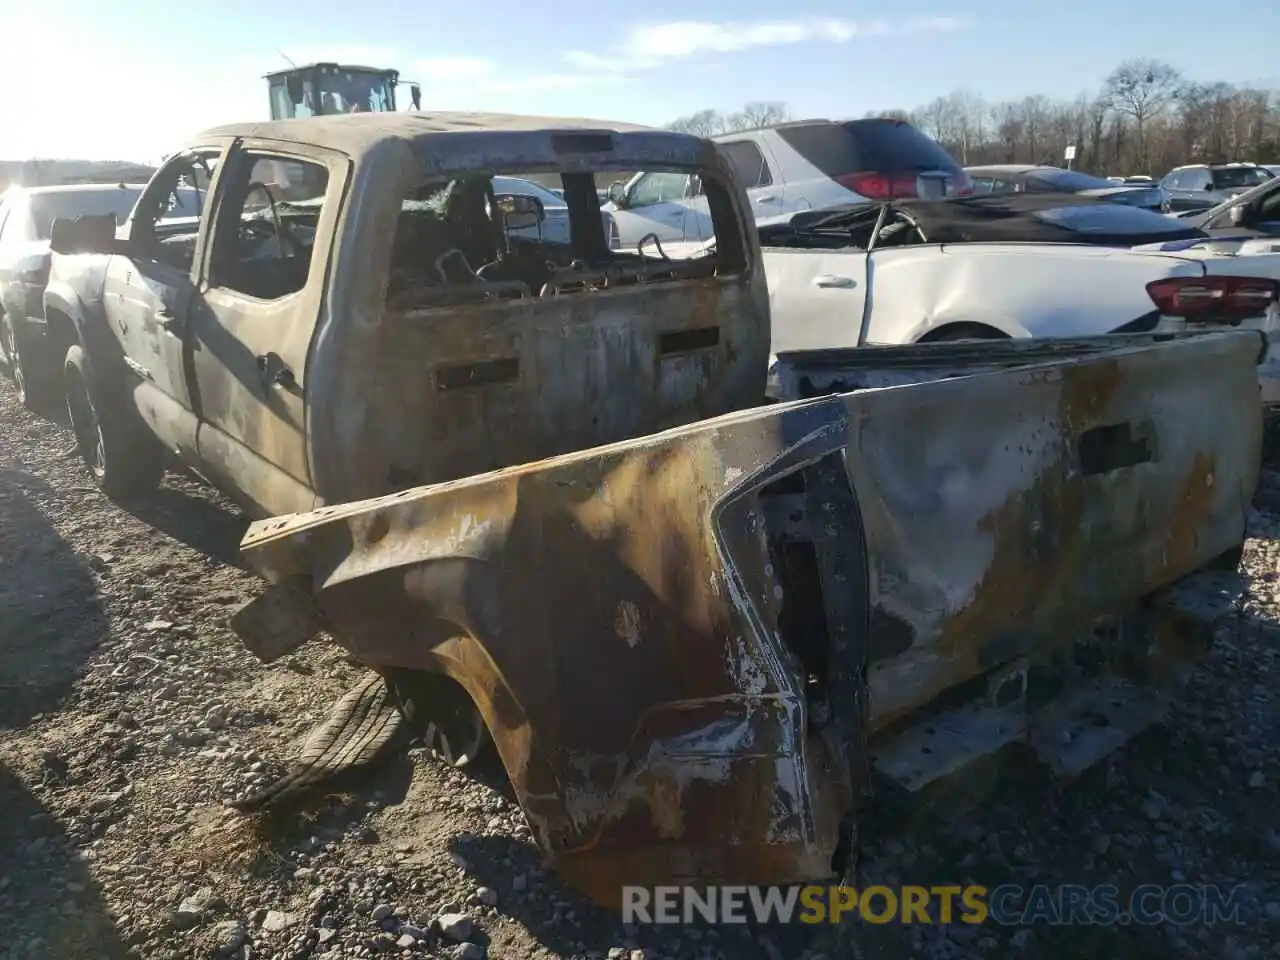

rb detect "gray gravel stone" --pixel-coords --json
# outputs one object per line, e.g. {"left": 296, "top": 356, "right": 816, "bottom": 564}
{"left": 260, "top": 910, "right": 295, "bottom": 933}
{"left": 438, "top": 912, "right": 474, "bottom": 942}
{"left": 213, "top": 920, "right": 247, "bottom": 953}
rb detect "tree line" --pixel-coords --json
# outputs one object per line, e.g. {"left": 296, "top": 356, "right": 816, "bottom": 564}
{"left": 665, "top": 59, "right": 1280, "bottom": 178}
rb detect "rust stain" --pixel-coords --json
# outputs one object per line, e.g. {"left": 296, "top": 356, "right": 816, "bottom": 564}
{"left": 232, "top": 329, "right": 1262, "bottom": 907}
{"left": 1161, "top": 451, "right": 1217, "bottom": 576}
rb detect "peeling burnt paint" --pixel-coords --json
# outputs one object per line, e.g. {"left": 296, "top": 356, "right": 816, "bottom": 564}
{"left": 235, "top": 330, "right": 1263, "bottom": 905}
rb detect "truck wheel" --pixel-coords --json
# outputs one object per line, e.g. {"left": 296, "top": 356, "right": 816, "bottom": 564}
{"left": 385, "top": 668, "right": 492, "bottom": 767}
{"left": 2, "top": 317, "right": 60, "bottom": 414}
{"left": 63, "top": 344, "right": 166, "bottom": 500}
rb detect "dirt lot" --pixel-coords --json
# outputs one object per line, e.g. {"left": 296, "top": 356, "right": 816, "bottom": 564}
{"left": 1, "top": 377, "right": 1279, "bottom": 960}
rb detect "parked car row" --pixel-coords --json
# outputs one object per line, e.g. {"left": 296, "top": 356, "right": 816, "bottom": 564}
{"left": 951, "top": 160, "right": 1275, "bottom": 217}
{"left": 600, "top": 117, "right": 971, "bottom": 247}
{"left": 2, "top": 111, "right": 1261, "bottom": 908}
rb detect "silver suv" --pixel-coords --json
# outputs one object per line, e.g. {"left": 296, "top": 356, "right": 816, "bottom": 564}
{"left": 1159, "top": 162, "right": 1274, "bottom": 214}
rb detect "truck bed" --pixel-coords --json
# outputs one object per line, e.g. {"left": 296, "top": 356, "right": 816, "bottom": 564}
{"left": 232, "top": 329, "right": 1264, "bottom": 904}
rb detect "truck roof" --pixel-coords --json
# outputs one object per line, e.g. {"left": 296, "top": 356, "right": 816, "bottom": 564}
{"left": 195, "top": 111, "right": 678, "bottom": 159}
{"left": 263, "top": 63, "right": 396, "bottom": 79}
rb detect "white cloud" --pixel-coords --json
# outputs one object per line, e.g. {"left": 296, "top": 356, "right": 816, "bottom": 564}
{"left": 564, "top": 16, "right": 968, "bottom": 72}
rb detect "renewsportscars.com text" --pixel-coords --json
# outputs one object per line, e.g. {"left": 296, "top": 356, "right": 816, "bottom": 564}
{"left": 622, "top": 884, "right": 1249, "bottom": 926}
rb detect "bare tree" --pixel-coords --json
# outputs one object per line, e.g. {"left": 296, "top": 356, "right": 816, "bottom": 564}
{"left": 864, "top": 109, "right": 912, "bottom": 121}
{"left": 666, "top": 109, "right": 727, "bottom": 137}
{"left": 726, "top": 102, "right": 792, "bottom": 132}
{"left": 670, "top": 65, "right": 1280, "bottom": 176}
{"left": 1103, "top": 59, "right": 1183, "bottom": 168}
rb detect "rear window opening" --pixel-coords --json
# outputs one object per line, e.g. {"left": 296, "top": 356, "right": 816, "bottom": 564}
{"left": 384, "top": 166, "right": 744, "bottom": 310}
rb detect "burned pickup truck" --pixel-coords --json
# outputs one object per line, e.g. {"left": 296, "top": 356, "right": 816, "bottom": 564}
{"left": 44, "top": 113, "right": 1264, "bottom": 905}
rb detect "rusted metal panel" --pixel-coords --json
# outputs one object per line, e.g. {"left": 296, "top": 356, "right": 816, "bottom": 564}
{"left": 297, "top": 126, "right": 764, "bottom": 510}
{"left": 236, "top": 330, "right": 1263, "bottom": 904}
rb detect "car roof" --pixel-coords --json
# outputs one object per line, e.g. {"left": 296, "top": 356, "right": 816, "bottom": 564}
{"left": 1170, "top": 161, "right": 1263, "bottom": 171}
{"left": 4, "top": 182, "right": 146, "bottom": 197}
{"left": 197, "top": 112, "right": 666, "bottom": 154}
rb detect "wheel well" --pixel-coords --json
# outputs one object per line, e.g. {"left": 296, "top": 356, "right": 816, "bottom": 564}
{"left": 917, "top": 321, "right": 1010, "bottom": 343}
{"left": 44, "top": 307, "right": 79, "bottom": 364}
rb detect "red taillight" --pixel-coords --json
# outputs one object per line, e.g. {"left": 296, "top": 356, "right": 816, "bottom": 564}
{"left": 1146, "top": 276, "right": 1280, "bottom": 322}
{"left": 836, "top": 172, "right": 920, "bottom": 199}
{"left": 837, "top": 170, "right": 973, "bottom": 199}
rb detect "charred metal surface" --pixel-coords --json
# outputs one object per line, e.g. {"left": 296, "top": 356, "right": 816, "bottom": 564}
{"left": 872, "top": 567, "right": 1247, "bottom": 790}
{"left": 775, "top": 331, "right": 1263, "bottom": 734}
{"left": 230, "top": 577, "right": 326, "bottom": 663}
{"left": 364, "top": 275, "right": 767, "bottom": 492}
{"left": 800, "top": 454, "right": 871, "bottom": 793}
{"left": 236, "top": 331, "right": 1264, "bottom": 904}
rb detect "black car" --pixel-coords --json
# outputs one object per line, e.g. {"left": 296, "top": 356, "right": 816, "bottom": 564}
{"left": 963, "top": 164, "right": 1166, "bottom": 211}
{"left": 757, "top": 191, "right": 1210, "bottom": 250}
{"left": 1176, "top": 174, "right": 1280, "bottom": 238}
{"left": 1157, "top": 162, "right": 1274, "bottom": 214}
{"left": 0, "top": 183, "right": 147, "bottom": 409}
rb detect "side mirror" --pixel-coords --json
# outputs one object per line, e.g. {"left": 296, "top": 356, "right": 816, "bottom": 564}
{"left": 49, "top": 214, "right": 119, "bottom": 256}
{"left": 409, "top": 84, "right": 421, "bottom": 111}
{"left": 494, "top": 193, "right": 544, "bottom": 231}
{"left": 1229, "top": 205, "right": 1249, "bottom": 227}
{"left": 608, "top": 181, "right": 628, "bottom": 208}
{"left": 286, "top": 74, "right": 305, "bottom": 105}
{"left": 1204, "top": 183, "right": 1215, "bottom": 191}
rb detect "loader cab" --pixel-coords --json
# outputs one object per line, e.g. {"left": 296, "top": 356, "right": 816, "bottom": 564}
{"left": 266, "top": 63, "right": 421, "bottom": 120}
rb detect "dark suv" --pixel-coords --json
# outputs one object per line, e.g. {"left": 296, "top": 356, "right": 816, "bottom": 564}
{"left": 1158, "top": 163, "right": 1274, "bottom": 214}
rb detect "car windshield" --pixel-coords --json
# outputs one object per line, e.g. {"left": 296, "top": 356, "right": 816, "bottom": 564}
{"left": 491, "top": 176, "right": 567, "bottom": 208}
{"left": 1212, "top": 167, "right": 1273, "bottom": 190}
{"left": 1033, "top": 204, "right": 1199, "bottom": 235}
{"left": 29, "top": 187, "right": 144, "bottom": 239}
{"left": 1033, "top": 169, "right": 1119, "bottom": 191}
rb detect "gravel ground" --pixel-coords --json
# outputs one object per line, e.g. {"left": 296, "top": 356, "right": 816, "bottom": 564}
{"left": 1, "top": 377, "right": 1279, "bottom": 960}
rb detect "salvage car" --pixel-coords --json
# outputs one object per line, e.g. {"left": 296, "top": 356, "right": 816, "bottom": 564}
{"left": 966, "top": 164, "right": 1165, "bottom": 211}
{"left": 1173, "top": 172, "right": 1280, "bottom": 239}
{"left": 44, "top": 113, "right": 1264, "bottom": 905}
{"left": 0, "top": 182, "right": 199, "bottom": 410}
{"left": 660, "top": 193, "right": 1280, "bottom": 409}
{"left": 604, "top": 117, "right": 971, "bottom": 247}
{"left": 1159, "top": 161, "right": 1274, "bottom": 214}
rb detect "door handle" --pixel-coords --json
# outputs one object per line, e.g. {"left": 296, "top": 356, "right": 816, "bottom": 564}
{"left": 813, "top": 274, "right": 857, "bottom": 289}
{"left": 257, "top": 353, "right": 296, "bottom": 389}
{"left": 756, "top": 194, "right": 778, "bottom": 202}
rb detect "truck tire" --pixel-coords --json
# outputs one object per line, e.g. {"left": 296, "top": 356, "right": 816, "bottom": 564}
{"left": 63, "top": 344, "right": 167, "bottom": 500}
{"left": 385, "top": 668, "right": 492, "bottom": 768}
{"left": 0, "top": 314, "right": 55, "bottom": 412}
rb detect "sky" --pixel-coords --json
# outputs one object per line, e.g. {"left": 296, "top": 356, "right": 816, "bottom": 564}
{"left": 4, "top": 0, "right": 1279, "bottom": 162}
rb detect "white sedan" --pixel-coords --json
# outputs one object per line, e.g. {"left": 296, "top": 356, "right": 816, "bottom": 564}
{"left": 653, "top": 194, "right": 1280, "bottom": 406}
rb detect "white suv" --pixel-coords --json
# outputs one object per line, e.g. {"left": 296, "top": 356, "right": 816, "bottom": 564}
{"left": 603, "top": 118, "right": 971, "bottom": 247}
